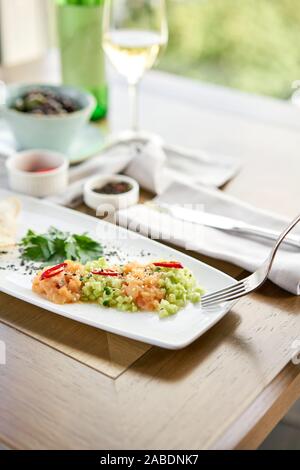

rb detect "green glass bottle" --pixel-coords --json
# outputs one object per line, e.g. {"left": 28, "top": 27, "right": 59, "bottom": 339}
{"left": 56, "top": 0, "right": 108, "bottom": 121}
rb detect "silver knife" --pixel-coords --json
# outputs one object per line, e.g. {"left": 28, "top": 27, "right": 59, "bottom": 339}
{"left": 148, "top": 202, "right": 300, "bottom": 249}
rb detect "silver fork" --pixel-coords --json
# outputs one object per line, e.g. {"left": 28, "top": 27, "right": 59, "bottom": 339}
{"left": 201, "top": 213, "right": 300, "bottom": 308}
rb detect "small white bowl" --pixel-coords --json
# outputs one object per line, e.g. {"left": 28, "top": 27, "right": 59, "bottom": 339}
{"left": 84, "top": 174, "right": 139, "bottom": 214}
{"left": 6, "top": 149, "right": 69, "bottom": 197}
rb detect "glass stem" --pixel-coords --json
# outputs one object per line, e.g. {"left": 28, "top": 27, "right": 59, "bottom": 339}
{"left": 129, "top": 82, "right": 139, "bottom": 132}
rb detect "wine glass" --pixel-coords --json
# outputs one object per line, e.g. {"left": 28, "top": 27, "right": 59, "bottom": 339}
{"left": 103, "top": 0, "right": 168, "bottom": 134}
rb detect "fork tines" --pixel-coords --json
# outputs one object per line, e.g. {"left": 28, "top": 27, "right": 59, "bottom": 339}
{"left": 201, "top": 281, "right": 248, "bottom": 307}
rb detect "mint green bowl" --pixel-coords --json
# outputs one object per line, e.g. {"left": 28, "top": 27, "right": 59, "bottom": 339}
{"left": 1, "top": 84, "right": 96, "bottom": 153}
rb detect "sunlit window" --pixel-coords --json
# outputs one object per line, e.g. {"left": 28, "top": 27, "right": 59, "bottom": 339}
{"left": 158, "top": 0, "right": 300, "bottom": 99}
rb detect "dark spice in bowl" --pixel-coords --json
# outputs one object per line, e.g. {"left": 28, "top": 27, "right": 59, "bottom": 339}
{"left": 11, "top": 89, "right": 80, "bottom": 115}
{"left": 93, "top": 181, "right": 133, "bottom": 195}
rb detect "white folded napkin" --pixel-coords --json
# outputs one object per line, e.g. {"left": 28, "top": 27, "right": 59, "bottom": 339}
{"left": 0, "top": 118, "right": 239, "bottom": 204}
{"left": 117, "top": 182, "right": 300, "bottom": 295}
{"left": 48, "top": 138, "right": 240, "bottom": 206}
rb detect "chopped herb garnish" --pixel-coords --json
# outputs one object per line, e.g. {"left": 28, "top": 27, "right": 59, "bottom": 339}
{"left": 20, "top": 226, "right": 103, "bottom": 265}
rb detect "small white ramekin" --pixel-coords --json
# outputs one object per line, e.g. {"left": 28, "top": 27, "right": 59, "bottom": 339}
{"left": 6, "top": 149, "right": 69, "bottom": 197}
{"left": 83, "top": 174, "right": 139, "bottom": 214}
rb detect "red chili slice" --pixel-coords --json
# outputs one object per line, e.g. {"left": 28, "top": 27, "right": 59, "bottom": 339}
{"left": 91, "top": 270, "right": 120, "bottom": 277}
{"left": 40, "top": 262, "right": 67, "bottom": 280}
{"left": 153, "top": 261, "right": 183, "bottom": 269}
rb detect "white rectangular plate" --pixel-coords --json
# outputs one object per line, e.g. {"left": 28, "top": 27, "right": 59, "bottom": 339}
{"left": 0, "top": 189, "right": 235, "bottom": 349}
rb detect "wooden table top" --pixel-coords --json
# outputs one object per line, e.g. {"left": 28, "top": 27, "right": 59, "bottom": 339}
{"left": 0, "top": 52, "right": 300, "bottom": 450}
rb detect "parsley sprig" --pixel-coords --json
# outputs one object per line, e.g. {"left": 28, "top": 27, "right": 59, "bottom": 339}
{"left": 20, "top": 226, "right": 103, "bottom": 265}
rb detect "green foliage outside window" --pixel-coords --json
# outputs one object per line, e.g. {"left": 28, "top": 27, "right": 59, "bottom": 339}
{"left": 158, "top": 0, "right": 300, "bottom": 99}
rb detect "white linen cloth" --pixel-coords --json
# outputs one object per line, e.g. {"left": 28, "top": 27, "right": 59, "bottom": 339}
{"left": 117, "top": 182, "right": 300, "bottom": 295}
{"left": 0, "top": 120, "right": 239, "bottom": 204}
{"left": 48, "top": 138, "right": 240, "bottom": 206}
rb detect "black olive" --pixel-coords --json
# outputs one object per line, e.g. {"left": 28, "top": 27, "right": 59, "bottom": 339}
{"left": 11, "top": 88, "right": 80, "bottom": 115}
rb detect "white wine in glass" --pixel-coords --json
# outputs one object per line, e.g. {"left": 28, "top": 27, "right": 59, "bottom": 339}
{"left": 103, "top": 0, "right": 168, "bottom": 131}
